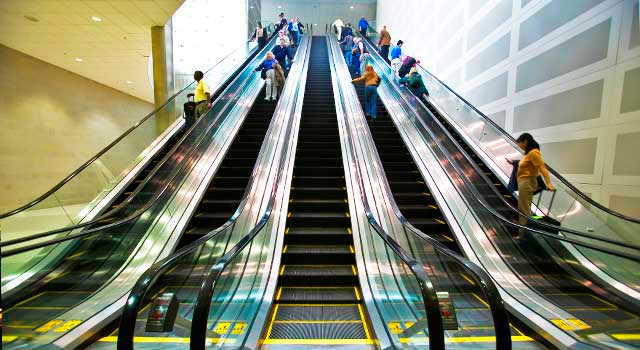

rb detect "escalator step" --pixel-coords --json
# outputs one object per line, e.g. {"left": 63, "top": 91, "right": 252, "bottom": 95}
{"left": 277, "top": 286, "right": 359, "bottom": 303}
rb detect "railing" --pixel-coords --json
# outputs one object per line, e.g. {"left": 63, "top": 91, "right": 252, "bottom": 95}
{"left": 327, "top": 35, "right": 512, "bottom": 349}
{"left": 1, "top": 35, "right": 280, "bottom": 309}
{"left": 0, "top": 33, "right": 279, "bottom": 254}
{"left": 357, "top": 31, "right": 640, "bottom": 347}
{"left": 117, "top": 35, "right": 312, "bottom": 350}
{"left": 363, "top": 29, "right": 639, "bottom": 244}
{"left": 0, "top": 25, "right": 277, "bottom": 240}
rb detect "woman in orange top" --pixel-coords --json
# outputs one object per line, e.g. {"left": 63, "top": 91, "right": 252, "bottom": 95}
{"left": 510, "top": 133, "right": 555, "bottom": 230}
{"left": 351, "top": 65, "right": 381, "bottom": 119}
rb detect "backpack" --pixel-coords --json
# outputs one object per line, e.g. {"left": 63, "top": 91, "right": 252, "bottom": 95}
{"left": 409, "top": 74, "right": 422, "bottom": 89}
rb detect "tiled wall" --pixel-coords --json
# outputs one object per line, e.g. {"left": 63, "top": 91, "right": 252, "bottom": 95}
{"left": 377, "top": 0, "right": 640, "bottom": 218}
{"left": 0, "top": 44, "right": 154, "bottom": 212}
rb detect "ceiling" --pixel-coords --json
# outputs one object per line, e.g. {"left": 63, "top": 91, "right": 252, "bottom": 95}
{"left": 0, "top": 0, "right": 185, "bottom": 102}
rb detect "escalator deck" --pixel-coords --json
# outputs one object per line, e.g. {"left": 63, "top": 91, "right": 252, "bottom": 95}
{"left": 261, "top": 37, "right": 374, "bottom": 349}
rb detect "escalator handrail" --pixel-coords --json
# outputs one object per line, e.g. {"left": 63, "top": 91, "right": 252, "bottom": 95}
{"left": 358, "top": 32, "right": 640, "bottom": 252}
{"left": 361, "top": 29, "right": 639, "bottom": 225}
{"left": 1, "top": 32, "right": 281, "bottom": 250}
{"left": 0, "top": 26, "right": 277, "bottom": 220}
{"left": 0, "top": 34, "right": 281, "bottom": 256}
{"left": 119, "top": 31, "right": 305, "bottom": 350}
{"left": 189, "top": 37, "right": 311, "bottom": 350}
{"left": 328, "top": 36, "right": 502, "bottom": 350}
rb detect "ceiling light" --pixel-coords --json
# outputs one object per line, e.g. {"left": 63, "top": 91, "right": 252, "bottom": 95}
{"left": 350, "top": 6, "right": 355, "bottom": 9}
{"left": 277, "top": 5, "right": 282, "bottom": 8}
{"left": 24, "top": 15, "right": 39, "bottom": 22}
{"left": 314, "top": 23, "right": 318, "bottom": 26}
{"left": 91, "top": 16, "right": 102, "bottom": 22}
{"left": 75, "top": 57, "right": 83, "bottom": 62}
{"left": 126, "top": 81, "right": 133, "bottom": 84}
{"left": 250, "top": 6, "right": 254, "bottom": 9}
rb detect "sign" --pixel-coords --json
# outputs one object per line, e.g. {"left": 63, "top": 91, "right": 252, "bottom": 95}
{"left": 145, "top": 293, "right": 180, "bottom": 332}
{"left": 437, "top": 291, "right": 459, "bottom": 330}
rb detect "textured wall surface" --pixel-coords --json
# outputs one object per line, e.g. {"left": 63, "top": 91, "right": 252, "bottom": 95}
{"left": 0, "top": 45, "right": 154, "bottom": 212}
{"left": 377, "top": 0, "right": 640, "bottom": 218}
{"left": 261, "top": 0, "right": 376, "bottom": 35}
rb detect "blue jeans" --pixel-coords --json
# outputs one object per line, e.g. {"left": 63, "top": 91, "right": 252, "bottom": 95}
{"left": 353, "top": 53, "right": 361, "bottom": 74}
{"left": 345, "top": 50, "right": 352, "bottom": 65}
{"left": 364, "top": 85, "right": 378, "bottom": 118}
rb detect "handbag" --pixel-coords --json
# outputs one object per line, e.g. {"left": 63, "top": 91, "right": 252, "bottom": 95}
{"left": 260, "top": 68, "right": 267, "bottom": 80}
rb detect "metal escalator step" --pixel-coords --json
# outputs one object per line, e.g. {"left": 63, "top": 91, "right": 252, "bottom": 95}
{"left": 285, "top": 245, "right": 352, "bottom": 254}
{"left": 282, "top": 265, "right": 355, "bottom": 277}
{"left": 293, "top": 176, "right": 345, "bottom": 188}
{"left": 287, "top": 212, "right": 350, "bottom": 227}
{"left": 283, "top": 245, "right": 354, "bottom": 264}
{"left": 268, "top": 322, "right": 368, "bottom": 340}
{"left": 278, "top": 287, "right": 359, "bottom": 303}
{"left": 275, "top": 304, "right": 362, "bottom": 321}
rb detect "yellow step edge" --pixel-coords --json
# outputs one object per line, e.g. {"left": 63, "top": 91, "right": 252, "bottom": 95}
{"left": 398, "top": 335, "right": 534, "bottom": 343}
{"left": 263, "top": 339, "right": 374, "bottom": 345}
{"left": 273, "top": 320, "right": 363, "bottom": 324}
{"left": 98, "top": 336, "right": 236, "bottom": 344}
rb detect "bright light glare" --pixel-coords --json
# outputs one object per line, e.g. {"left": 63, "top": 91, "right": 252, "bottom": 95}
{"left": 91, "top": 16, "right": 102, "bottom": 22}
{"left": 75, "top": 57, "right": 83, "bottom": 62}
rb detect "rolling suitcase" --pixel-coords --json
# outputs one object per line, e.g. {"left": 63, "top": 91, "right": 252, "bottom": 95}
{"left": 528, "top": 190, "right": 560, "bottom": 234}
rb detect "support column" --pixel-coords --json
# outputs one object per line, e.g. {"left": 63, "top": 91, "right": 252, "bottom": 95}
{"left": 151, "top": 20, "right": 175, "bottom": 136}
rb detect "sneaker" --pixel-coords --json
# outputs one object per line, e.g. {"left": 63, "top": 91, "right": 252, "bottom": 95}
{"left": 264, "top": 97, "right": 271, "bottom": 101}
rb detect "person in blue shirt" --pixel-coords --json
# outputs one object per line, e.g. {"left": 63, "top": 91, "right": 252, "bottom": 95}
{"left": 390, "top": 40, "right": 403, "bottom": 77}
{"left": 342, "top": 23, "right": 353, "bottom": 38}
{"left": 272, "top": 38, "right": 295, "bottom": 75}
{"left": 255, "top": 52, "right": 279, "bottom": 101}
{"left": 358, "top": 17, "right": 369, "bottom": 37}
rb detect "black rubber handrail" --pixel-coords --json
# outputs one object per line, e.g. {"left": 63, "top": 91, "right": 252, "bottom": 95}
{"left": 0, "top": 26, "right": 277, "bottom": 220}
{"left": 363, "top": 29, "right": 639, "bottom": 225}
{"left": 330, "top": 37, "right": 508, "bottom": 349}
{"left": 359, "top": 32, "right": 640, "bottom": 252}
{"left": 1, "top": 34, "right": 280, "bottom": 256}
{"left": 1, "top": 32, "right": 280, "bottom": 251}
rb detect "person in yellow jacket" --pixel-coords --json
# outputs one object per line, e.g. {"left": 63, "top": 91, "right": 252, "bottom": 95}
{"left": 351, "top": 65, "right": 381, "bottom": 119}
{"left": 509, "top": 133, "right": 555, "bottom": 232}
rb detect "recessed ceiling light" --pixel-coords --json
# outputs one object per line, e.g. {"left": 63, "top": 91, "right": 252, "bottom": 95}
{"left": 24, "top": 15, "right": 39, "bottom": 22}
{"left": 314, "top": 23, "right": 318, "bottom": 26}
{"left": 350, "top": 5, "right": 355, "bottom": 9}
{"left": 91, "top": 16, "right": 102, "bottom": 22}
{"left": 126, "top": 81, "right": 133, "bottom": 84}
{"left": 75, "top": 57, "right": 83, "bottom": 62}
{"left": 249, "top": 6, "right": 254, "bottom": 9}
{"left": 277, "top": 5, "right": 282, "bottom": 8}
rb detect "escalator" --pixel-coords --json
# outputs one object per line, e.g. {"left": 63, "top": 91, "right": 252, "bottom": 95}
{"left": 86, "top": 84, "right": 279, "bottom": 349}
{"left": 1, "top": 46, "right": 278, "bottom": 350}
{"left": 345, "top": 58, "right": 544, "bottom": 349}
{"left": 261, "top": 37, "right": 374, "bottom": 348}
{"left": 355, "top": 34, "right": 640, "bottom": 348}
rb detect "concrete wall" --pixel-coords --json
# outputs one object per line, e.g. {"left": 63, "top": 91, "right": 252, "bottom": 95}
{"left": 376, "top": 0, "right": 640, "bottom": 218}
{"left": 261, "top": 0, "right": 376, "bottom": 35}
{"left": 0, "top": 44, "right": 154, "bottom": 212}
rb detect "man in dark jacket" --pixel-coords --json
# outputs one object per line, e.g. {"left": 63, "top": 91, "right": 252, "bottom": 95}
{"left": 272, "top": 38, "right": 295, "bottom": 75}
{"left": 398, "top": 56, "right": 417, "bottom": 78}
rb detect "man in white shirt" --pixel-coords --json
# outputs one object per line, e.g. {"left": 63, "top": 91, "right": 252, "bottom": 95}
{"left": 332, "top": 18, "right": 345, "bottom": 40}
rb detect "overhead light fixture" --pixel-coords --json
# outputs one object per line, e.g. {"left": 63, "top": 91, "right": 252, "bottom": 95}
{"left": 75, "top": 57, "right": 83, "bottom": 62}
{"left": 91, "top": 16, "right": 102, "bottom": 22}
{"left": 126, "top": 81, "right": 133, "bottom": 84}
{"left": 250, "top": 6, "right": 254, "bottom": 9}
{"left": 350, "top": 5, "right": 355, "bottom": 9}
{"left": 277, "top": 5, "right": 282, "bottom": 8}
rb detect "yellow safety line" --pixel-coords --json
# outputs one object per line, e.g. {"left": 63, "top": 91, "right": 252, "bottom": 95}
{"left": 459, "top": 273, "right": 476, "bottom": 285}
{"left": 471, "top": 293, "right": 490, "bottom": 308}
{"left": 435, "top": 219, "right": 446, "bottom": 224}
{"left": 279, "top": 265, "right": 285, "bottom": 275}
{"left": 351, "top": 265, "right": 358, "bottom": 275}
{"left": 345, "top": 212, "right": 350, "bottom": 218}
{"left": 354, "top": 287, "right": 361, "bottom": 301}
{"left": 441, "top": 234, "right": 454, "bottom": 242}
{"left": 398, "top": 335, "right": 534, "bottom": 343}
{"left": 347, "top": 228, "right": 352, "bottom": 235}
{"left": 7, "top": 291, "right": 46, "bottom": 310}
{"left": 357, "top": 304, "right": 372, "bottom": 340}
{"left": 278, "top": 303, "right": 360, "bottom": 307}
{"left": 283, "top": 245, "right": 288, "bottom": 253}
{"left": 263, "top": 339, "right": 374, "bottom": 345}
{"left": 14, "top": 306, "right": 67, "bottom": 310}
{"left": 4, "top": 325, "right": 36, "bottom": 329}
{"left": 349, "top": 245, "right": 355, "bottom": 253}
{"left": 98, "top": 336, "right": 235, "bottom": 344}
{"left": 65, "top": 251, "right": 87, "bottom": 260}
{"left": 611, "top": 334, "right": 640, "bottom": 341}
{"left": 273, "top": 320, "right": 363, "bottom": 324}
{"left": 2, "top": 336, "right": 18, "bottom": 342}
{"left": 276, "top": 287, "right": 283, "bottom": 301}
{"left": 265, "top": 304, "right": 280, "bottom": 340}
{"left": 285, "top": 227, "right": 290, "bottom": 234}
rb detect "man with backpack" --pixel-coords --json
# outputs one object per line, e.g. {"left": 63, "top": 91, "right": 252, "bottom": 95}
{"left": 399, "top": 67, "right": 429, "bottom": 103}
